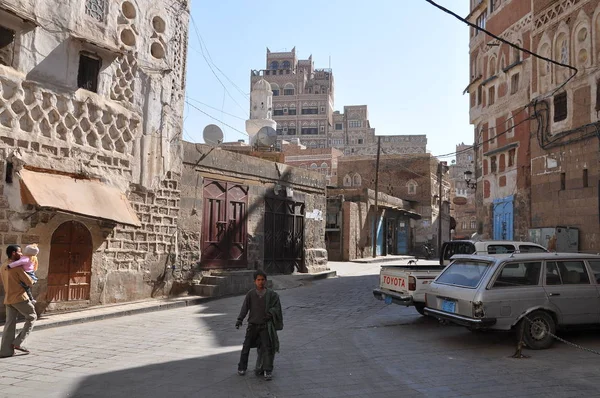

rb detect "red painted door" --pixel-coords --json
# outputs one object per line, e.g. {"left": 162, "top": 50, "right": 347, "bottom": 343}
{"left": 201, "top": 179, "right": 248, "bottom": 268}
{"left": 47, "top": 221, "right": 93, "bottom": 301}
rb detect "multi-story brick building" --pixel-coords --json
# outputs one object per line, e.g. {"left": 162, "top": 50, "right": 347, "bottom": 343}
{"left": 529, "top": 0, "right": 600, "bottom": 252}
{"left": 467, "top": 0, "right": 600, "bottom": 251}
{"left": 0, "top": 0, "right": 189, "bottom": 315}
{"left": 331, "top": 106, "right": 427, "bottom": 156}
{"left": 448, "top": 143, "right": 477, "bottom": 239}
{"left": 281, "top": 139, "right": 343, "bottom": 186}
{"left": 466, "top": 0, "right": 533, "bottom": 241}
{"left": 337, "top": 154, "right": 451, "bottom": 254}
{"left": 250, "top": 48, "right": 427, "bottom": 155}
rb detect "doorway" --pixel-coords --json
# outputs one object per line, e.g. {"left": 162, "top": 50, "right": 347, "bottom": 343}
{"left": 47, "top": 221, "right": 93, "bottom": 302}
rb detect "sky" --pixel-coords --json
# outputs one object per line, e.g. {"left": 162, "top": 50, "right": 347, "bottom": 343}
{"left": 183, "top": 0, "right": 471, "bottom": 159}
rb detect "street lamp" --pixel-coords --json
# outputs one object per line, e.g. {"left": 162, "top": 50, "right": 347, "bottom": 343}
{"left": 464, "top": 170, "right": 477, "bottom": 190}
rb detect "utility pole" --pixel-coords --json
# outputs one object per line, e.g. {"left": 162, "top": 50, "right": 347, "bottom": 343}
{"left": 437, "top": 161, "right": 446, "bottom": 256}
{"left": 373, "top": 136, "right": 381, "bottom": 258}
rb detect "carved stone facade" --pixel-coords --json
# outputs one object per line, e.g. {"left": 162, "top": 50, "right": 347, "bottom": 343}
{"left": 448, "top": 143, "right": 477, "bottom": 239}
{"left": 0, "top": 0, "right": 189, "bottom": 316}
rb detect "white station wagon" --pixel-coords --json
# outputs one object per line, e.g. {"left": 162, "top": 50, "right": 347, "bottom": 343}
{"left": 424, "top": 252, "right": 600, "bottom": 349}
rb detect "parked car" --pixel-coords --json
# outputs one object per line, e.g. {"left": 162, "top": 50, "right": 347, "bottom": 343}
{"left": 424, "top": 252, "right": 600, "bottom": 349}
{"left": 439, "top": 240, "right": 548, "bottom": 265}
{"left": 373, "top": 263, "right": 446, "bottom": 315}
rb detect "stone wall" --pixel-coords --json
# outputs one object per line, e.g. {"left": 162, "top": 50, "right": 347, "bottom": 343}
{"left": 178, "top": 143, "right": 328, "bottom": 274}
{"left": 0, "top": 0, "right": 190, "bottom": 316}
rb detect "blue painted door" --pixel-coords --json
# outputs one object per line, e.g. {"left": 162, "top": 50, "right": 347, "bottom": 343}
{"left": 493, "top": 195, "right": 514, "bottom": 240}
{"left": 396, "top": 219, "right": 408, "bottom": 254}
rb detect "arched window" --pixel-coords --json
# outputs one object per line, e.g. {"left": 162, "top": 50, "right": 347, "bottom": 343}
{"left": 284, "top": 83, "right": 295, "bottom": 96}
{"left": 282, "top": 60, "right": 291, "bottom": 69}
{"left": 505, "top": 115, "right": 514, "bottom": 137}
{"left": 300, "top": 164, "right": 307, "bottom": 169}
{"left": 353, "top": 174, "right": 362, "bottom": 186}
{"left": 270, "top": 61, "right": 279, "bottom": 70}
{"left": 470, "top": 218, "right": 477, "bottom": 229}
{"left": 321, "top": 163, "right": 329, "bottom": 175}
{"left": 488, "top": 56, "right": 497, "bottom": 77}
{"left": 407, "top": 180, "right": 418, "bottom": 195}
{"left": 270, "top": 83, "right": 279, "bottom": 96}
{"left": 343, "top": 174, "right": 352, "bottom": 187}
{"left": 310, "top": 163, "right": 318, "bottom": 169}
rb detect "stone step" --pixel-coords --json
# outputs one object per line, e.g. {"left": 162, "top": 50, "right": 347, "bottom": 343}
{"left": 191, "top": 284, "right": 219, "bottom": 297}
{"left": 200, "top": 275, "right": 228, "bottom": 285}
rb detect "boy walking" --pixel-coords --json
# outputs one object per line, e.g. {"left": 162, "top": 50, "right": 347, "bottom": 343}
{"left": 236, "top": 271, "right": 283, "bottom": 380}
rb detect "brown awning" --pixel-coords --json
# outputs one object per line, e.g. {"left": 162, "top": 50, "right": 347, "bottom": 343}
{"left": 19, "top": 169, "right": 141, "bottom": 227}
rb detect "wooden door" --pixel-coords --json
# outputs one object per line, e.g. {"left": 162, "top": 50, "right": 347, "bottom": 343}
{"left": 201, "top": 179, "right": 248, "bottom": 268}
{"left": 47, "top": 221, "right": 93, "bottom": 302}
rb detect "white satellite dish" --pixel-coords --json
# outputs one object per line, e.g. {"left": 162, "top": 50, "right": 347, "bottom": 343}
{"left": 203, "top": 124, "right": 224, "bottom": 146}
{"left": 256, "top": 126, "right": 277, "bottom": 147}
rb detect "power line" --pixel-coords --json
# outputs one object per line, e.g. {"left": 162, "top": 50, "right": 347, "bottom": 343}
{"left": 186, "top": 96, "right": 247, "bottom": 120}
{"left": 424, "top": 0, "right": 578, "bottom": 96}
{"left": 188, "top": 15, "right": 249, "bottom": 117}
{"left": 186, "top": 100, "right": 249, "bottom": 137}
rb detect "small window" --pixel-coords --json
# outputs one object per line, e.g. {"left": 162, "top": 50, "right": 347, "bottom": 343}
{"left": 353, "top": 174, "right": 361, "bottom": 186}
{"left": 488, "top": 86, "right": 495, "bottom": 105}
{"left": 348, "top": 120, "right": 361, "bottom": 128}
{"left": 283, "top": 83, "right": 295, "bottom": 95}
{"left": 0, "top": 26, "right": 16, "bottom": 67}
{"left": 470, "top": 220, "right": 477, "bottom": 229}
{"left": 335, "top": 123, "right": 343, "bottom": 130}
{"left": 287, "top": 128, "right": 296, "bottom": 135}
{"left": 493, "top": 262, "right": 542, "bottom": 288}
{"left": 596, "top": 80, "right": 600, "bottom": 111}
{"left": 77, "top": 53, "right": 101, "bottom": 92}
{"left": 560, "top": 172, "right": 566, "bottom": 190}
{"left": 490, "top": 156, "right": 497, "bottom": 173}
{"left": 407, "top": 182, "right": 417, "bottom": 195}
{"left": 554, "top": 92, "right": 568, "bottom": 122}
{"left": 343, "top": 174, "right": 352, "bottom": 187}
{"left": 518, "top": 245, "right": 547, "bottom": 253}
{"left": 588, "top": 260, "right": 600, "bottom": 283}
{"left": 508, "top": 148, "right": 515, "bottom": 167}
{"left": 489, "top": 127, "right": 495, "bottom": 143}
{"left": 583, "top": 168, "right": 588, "bottom": 188}
{"left": 357, "top": 138, "right": 364, "bottom": 144}
{"left": 487, "top": 244, "right": 515, "bottom": 254}
{"left": 511, "top": 73, "right": 520, "bottom": 94}
{"left": 477, "top": 85, "right": 482, "bottom": 105}
{"left": 320, "top": 106, "right": 325, "bottom": 113}
{"left": 288, "top": 107, "right": 296, "bottom": 115}
{"left": 270, "top": 61, "right": 279, "bottom": 70}
{"left": 546, "top": 261, "right": 590, "bottom": 285}
{"left": 319, "top": 126, "right": 325, "bottom": 133}
{"left": 273, "top": 109, "right": 284, "bottom": 116}
{"left": 282, "top": 60, "right": 291, "bottom": 69}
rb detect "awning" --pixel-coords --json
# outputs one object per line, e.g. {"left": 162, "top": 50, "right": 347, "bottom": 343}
{"left": 19, "top": 169, "right": 141, "bottom": 227}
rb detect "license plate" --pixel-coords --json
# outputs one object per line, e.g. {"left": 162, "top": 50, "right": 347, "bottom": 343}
{"left": 384, "top": 295, "right": 393, "bottom": 305}
{"left": 442, "top": 300, "right": 456, "bottom": 313}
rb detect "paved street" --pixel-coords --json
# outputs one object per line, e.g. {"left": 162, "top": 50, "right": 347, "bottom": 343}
{"left": 2, "top": 261, "right": 600, "bottom": 397}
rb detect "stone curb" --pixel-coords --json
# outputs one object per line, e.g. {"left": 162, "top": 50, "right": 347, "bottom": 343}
{"left": 1, "top": 270, "right": 338, "bottom": 332}
{"left": 350, "top": 256, "right": 416, "bottom": 264}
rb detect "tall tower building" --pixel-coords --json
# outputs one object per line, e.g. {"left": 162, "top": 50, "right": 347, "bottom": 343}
{"left": 245, "top": 78, "right": 276, "bottom": 145}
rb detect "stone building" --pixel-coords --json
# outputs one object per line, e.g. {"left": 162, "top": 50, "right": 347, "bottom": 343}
{"left": 281, "top": 139, "right": 343, "bottom": 186}
{"left": 0, "top": 0, "right": 189, "bottom": 315}
{"left": 529, "top": 0, "right": 600, "bottom": 252}
{"left": 448, "top": 143, "right": 477, "bottom": 239}
{"left": 250, "top": 47, "right": 334, "bottom": 149}
{"left": 331, "top": 106, "right": 427, "bottom": 156}
{"left": 178, "top": 143, "right": 328, "bottom": 276}
{"left": 336, "top": 154, "right": 451, "bottom": 255}
{"left": 467, "top": 0, "right": 600, "bottom": 252}
{"left": 250, "top": 49, "right": 428, "bottom": 155}
{"left": 326, "top": 188, "right": 420, "bottom": 261}
{"left": 466, "top": 0, "right": 533, "bottom": 241}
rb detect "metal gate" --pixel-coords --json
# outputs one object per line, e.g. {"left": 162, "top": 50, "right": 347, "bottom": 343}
{"left": 493, "top": 195, "right": 514, "bottom": 240}
{"left": 264, "top": 198, "right": 305, "bottom": 274}
{"left": 201, "top": 179, "right": 248, "bottom": 268}
{"left": 47, "top": 221, "right": 93, "bottom": 302}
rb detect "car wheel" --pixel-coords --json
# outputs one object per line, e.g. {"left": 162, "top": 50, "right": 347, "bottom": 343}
{"left": 414, "top": 303, "right": 426, "bottom": 316}
{"left": 517, "top": 311, "right": 555, "bottom": 350}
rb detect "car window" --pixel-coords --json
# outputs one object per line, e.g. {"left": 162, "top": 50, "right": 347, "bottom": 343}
{"left": 443, "top": 242, "right": 475, "bottom": 260}
{"left": 546, "top": 261, "right": 590, "bottom": 285}
{"left": 588, "top": 260, "right": 600, "bottom": 284}
{"left": 519, "top": 245, "right": 547, "bottom": 253}
{"left": 487, "top": 244, "right": 516, "bottom": 254}
{"left": 493, "top": 262, "right": 542, "bottom": 288}
{"left": 436, "top": 260, "right": 492, "bottom": 288}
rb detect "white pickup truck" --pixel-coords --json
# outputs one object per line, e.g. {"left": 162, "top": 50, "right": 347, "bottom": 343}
{"left": 373, "top": 264, "right": 446, "bottom": 315}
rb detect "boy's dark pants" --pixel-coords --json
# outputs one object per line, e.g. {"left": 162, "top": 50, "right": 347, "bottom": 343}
{"left": 238, "top": 323, "right": 273, "bottom": 372}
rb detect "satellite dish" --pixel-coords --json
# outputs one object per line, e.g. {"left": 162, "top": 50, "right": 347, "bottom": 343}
{"left": 256, "top": 126, "right": 277, "bottom": 147}
{"left": 203, "top": 124, "right": 223, "bottom": 146}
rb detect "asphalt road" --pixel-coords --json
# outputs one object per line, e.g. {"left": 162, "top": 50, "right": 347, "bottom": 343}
{"left": 1, "top": 260, "right": 600, "bottom": 397}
